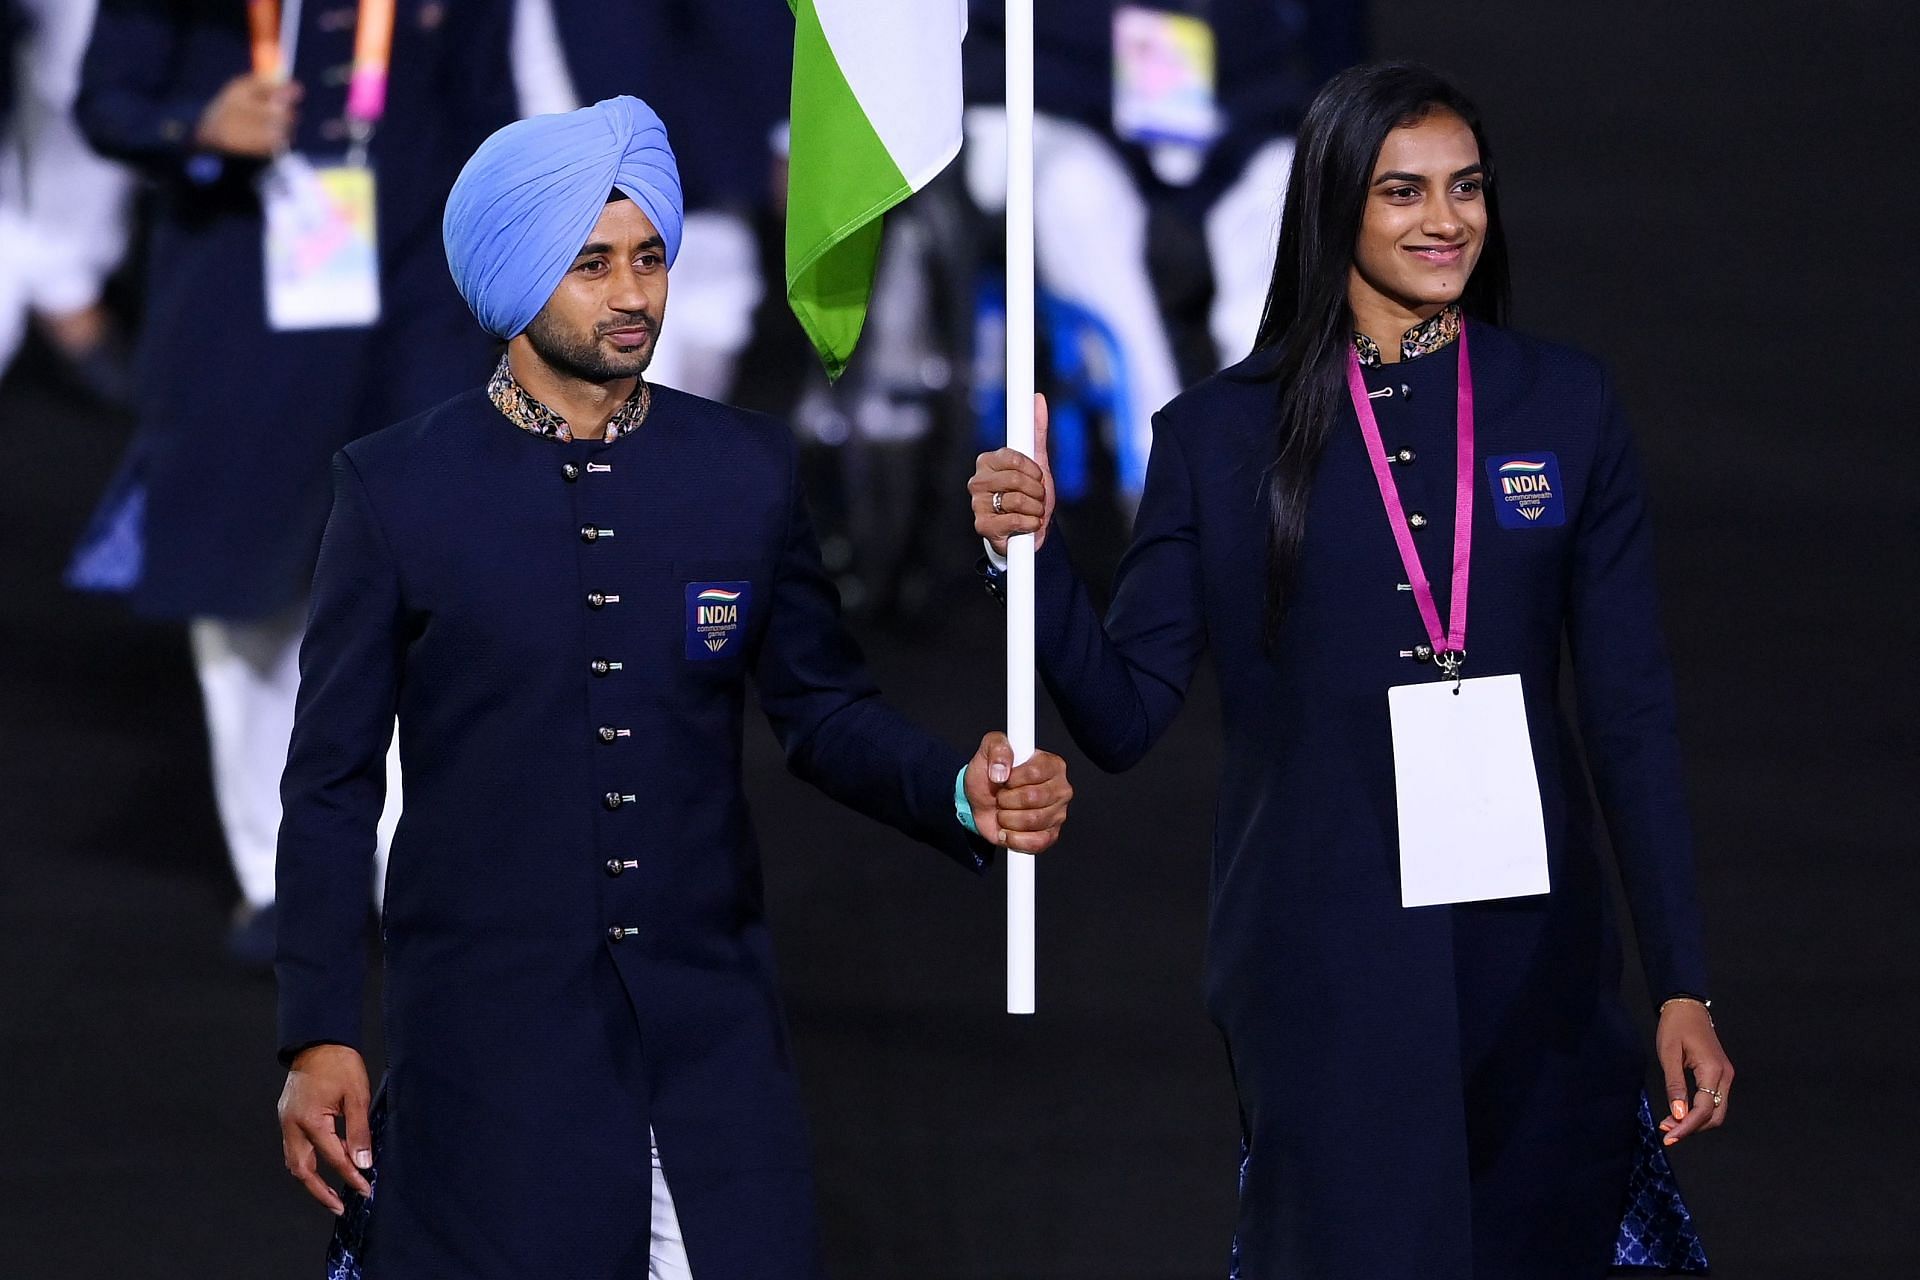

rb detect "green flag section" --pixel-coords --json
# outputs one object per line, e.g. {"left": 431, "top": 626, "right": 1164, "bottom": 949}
{"left": 785, "top": 0, "right": 965, "bottom": 379}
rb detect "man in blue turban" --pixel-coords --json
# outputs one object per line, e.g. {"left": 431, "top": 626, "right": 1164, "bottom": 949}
{"left": 270, "top": 97, "right": 1075, "bottom": 1278}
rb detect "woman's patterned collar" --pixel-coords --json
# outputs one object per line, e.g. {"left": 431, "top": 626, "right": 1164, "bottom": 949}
{"left": 486, "top": 355, "right": 651, "bottom": 443}
{"left": 1352, "top": 304, "right": 1462, "bottom": 369}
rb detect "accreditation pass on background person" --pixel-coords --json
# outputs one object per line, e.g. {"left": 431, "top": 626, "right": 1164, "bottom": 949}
{"left": 261, "top": 153, "right": 382, "bottom": 331}
{"left": 1388, "top": 674, "right": 1549, "bottom": 908}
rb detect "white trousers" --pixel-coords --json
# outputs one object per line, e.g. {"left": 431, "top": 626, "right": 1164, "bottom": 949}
{"left": 1204, "top": 136, "right": 1297, "bottom": 368}
{"left": 963, "top": 107, "right": 1184, "bottom": 482}
{"left": 648, "top": 1130, "right": 692, "bottom": 1278}
{"left": 189, "top": 607, "right": 399, "bottom": 910}
{"left": 0, "top": 0, "right": 135, "bottom": 367}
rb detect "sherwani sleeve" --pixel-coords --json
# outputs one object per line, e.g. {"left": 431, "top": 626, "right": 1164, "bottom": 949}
{"left": 1029, "top": 413, "right": 1208, "bottom": 773}
{"left": 275, "top": 454, "right": 402, "bottom": 1061}
{"left": 1566, "top": 374, "right": 1711, "bottom": 1004}
{"left": 76, "top": 0, "right": 223, "bottom": 180}
{"left": 754, "top": 436, "right": 992, "bottom": 872}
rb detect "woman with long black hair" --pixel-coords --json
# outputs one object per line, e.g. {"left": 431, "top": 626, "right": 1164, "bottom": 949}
{"left": 970, "top": 62, "right": 1733, "bottom": 1278}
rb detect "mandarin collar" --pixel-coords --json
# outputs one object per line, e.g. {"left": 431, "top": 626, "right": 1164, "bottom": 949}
{"left": 1352, "top": 303, "right": 1462, "bottom": 370}
{"left": 485, "top": 354, "right": 651, "bottom": 444}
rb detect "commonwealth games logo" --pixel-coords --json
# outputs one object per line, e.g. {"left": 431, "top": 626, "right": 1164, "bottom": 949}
{"left": 687, "top": 582, "right": 752, "bottom": 659}
{"left": 1486, "top": 454, "right": 1567, "bottom": 529}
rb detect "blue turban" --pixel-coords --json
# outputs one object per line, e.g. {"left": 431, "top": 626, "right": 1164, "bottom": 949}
{"left": 443, "top": 96, "right": 684, "bottom": 340}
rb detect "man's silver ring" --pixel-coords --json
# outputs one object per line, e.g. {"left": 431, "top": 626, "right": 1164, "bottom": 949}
{"left": 991, "top": 491, "right": 1004, "bottom": 514}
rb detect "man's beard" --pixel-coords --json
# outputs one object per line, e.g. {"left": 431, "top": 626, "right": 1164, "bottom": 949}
{"left": 523, "top": 308, "right": 658, "bottom": 383}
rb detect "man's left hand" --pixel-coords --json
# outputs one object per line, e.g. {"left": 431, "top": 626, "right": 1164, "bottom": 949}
{"left": 965, "top": 732, "right": 1072, "bottom": 853}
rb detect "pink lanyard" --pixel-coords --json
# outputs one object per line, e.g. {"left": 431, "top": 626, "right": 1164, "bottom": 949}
{"left": 1345, "top": 321, "right": 1475, "bottom": 683}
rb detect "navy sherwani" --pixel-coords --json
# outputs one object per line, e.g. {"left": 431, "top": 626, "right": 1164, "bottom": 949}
{"left": 71, "top": 0, "right": 513, "bottom": 620}
{"left": 1026, "top": 322, "right": 1709, "bottom": 1279}
{"left": 276, "top": 385, "right": 989, "bottom": 1277}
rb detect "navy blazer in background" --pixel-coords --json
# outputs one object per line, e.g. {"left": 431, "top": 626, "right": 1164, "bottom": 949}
{"left": 1026, "top": 322, "right": 1709, "bottom": 1279}
{"left": 276, "top": 384, "right": 989, "bottom": 1277}
{"left": 547, "top": 0, "right": 790, "bottom": 210}
{"left": 73, "top": 0, "right": 513, "bottom": 620}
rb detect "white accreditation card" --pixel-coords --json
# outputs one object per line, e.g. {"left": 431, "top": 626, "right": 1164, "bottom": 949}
{"left": 1387, "top": 674, "right": 1550, "bottom": 908}
{"left": 261, "top": 153, "right": 381, "bottom": 331}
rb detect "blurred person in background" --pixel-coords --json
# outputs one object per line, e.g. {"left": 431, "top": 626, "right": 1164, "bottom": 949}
{"left": 1187, "top": 0, "right": 1367, "bottom": 365}
{"left": 65, "top": 0, "right": 515, "bottom": 968}
{"left": 961, "top": 2, "right": 1364, "bottom": 504}
{"left": 964, "top": 0, "right": 1185, "bottom": 504}
{"left": 971, "top": 62, "right": 1732, "bottom": 1279}
{"left": 272, "top": 96, "right": 1073, "bottom": 1277}
{"left": 0, "top": 0, "right": 135, "bottom": 399}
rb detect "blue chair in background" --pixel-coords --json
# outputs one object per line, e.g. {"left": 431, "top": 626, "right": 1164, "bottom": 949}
{"left": 972, "top": 277, "right": 1145, "bottom": 504}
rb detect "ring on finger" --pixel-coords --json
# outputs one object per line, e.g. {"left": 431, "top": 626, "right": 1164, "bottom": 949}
{"left": 991, "top": 491, "right": 1004, "bottom": 514}
{"left": 1696, "top": 1085, "right": 1724, "bottom": 1107}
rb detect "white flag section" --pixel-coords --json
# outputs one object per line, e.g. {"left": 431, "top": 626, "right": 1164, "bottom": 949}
{"left": 810, "top": 0, "right": 966, "bottom": 189}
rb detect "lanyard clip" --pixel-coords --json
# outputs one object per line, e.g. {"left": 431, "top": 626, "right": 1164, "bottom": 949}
{"left": 1435, "top": 649, "right": 1466, "bottom": 692}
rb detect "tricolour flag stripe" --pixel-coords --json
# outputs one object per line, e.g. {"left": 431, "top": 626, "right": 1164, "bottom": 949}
{"left": 785, "top": 0, "right": 964, "bottom": 378}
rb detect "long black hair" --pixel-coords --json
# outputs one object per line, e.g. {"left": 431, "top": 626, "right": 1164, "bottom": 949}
{"left": 1251, "top": 62, "right": 1510, "bottom": 640}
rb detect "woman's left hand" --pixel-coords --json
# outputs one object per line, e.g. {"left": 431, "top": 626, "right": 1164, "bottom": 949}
{"left": 1655, "top": 1000, "right": 1734, "bottom": 1146}
{"left": 970, "top": 394, "right": 1056, "bottom": 555}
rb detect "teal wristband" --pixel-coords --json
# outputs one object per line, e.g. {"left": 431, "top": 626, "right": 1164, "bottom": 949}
{"left": 954, "top": 765, "right": 978, "bottom": 835}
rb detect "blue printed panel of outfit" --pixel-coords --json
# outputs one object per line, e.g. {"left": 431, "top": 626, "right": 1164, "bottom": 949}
{"left": 1611, "top": 1092, "right": 1710, "bottom": 1273}
{"left": 326, "top": 1088, "right": 386, "bottom": 1280}
{"left": 1228, "top": 1094, "right": 1707, "bottom": 1280}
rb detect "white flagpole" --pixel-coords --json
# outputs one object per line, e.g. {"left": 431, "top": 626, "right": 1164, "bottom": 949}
{"left": 1004, "top": 0, "right": 1037, "bottom": 1016}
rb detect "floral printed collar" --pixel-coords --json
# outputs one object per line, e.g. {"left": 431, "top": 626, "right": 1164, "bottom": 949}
{"left": 486, "top": 354, "right": 652, "bottom": 443}
{"left": 1352, "top": 303, "right": 1462, "bottom": 369}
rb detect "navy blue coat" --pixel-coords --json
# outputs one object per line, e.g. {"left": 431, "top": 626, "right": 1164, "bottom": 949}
{"left": 72, "top": 0, "right": 513, "bottom": 620}
{"left": 1027, "top": 323, "right": 1709, "bottom": 1279}
{"left": 276, "top": 384, "right": 990, "bottom": 1277}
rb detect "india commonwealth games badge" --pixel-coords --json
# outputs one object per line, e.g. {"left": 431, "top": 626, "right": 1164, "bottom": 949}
{"left": 1485, "top": 453, "right": 1567, "bottom": 529}
{"left": 685, "top": 582, "right": 752, "bottom": 660}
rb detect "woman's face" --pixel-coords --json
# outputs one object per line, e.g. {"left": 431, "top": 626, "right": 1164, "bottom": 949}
{"left": 1350, "top": 108, "right": 1488, "bottom": 316}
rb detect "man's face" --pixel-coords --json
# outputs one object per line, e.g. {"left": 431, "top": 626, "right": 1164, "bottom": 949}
{"left": 522, "top": 196, "right": 668, "bottom": 382}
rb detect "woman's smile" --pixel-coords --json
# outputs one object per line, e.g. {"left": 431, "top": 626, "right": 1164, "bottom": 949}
{"left": 1405, "top": 242, "right": 1467, "bottom": 267}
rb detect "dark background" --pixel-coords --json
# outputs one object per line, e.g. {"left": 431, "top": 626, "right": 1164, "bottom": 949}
{"left": 4, "top": 1, "right": 1915, "bottom": 1275}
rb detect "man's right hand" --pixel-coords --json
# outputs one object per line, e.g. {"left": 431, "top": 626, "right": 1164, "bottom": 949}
{"left": 195, "top": 74, "right": 301, "bottom": 158}
{"left": 278, "top": 1043, "right": 372, "bottom": 1215}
